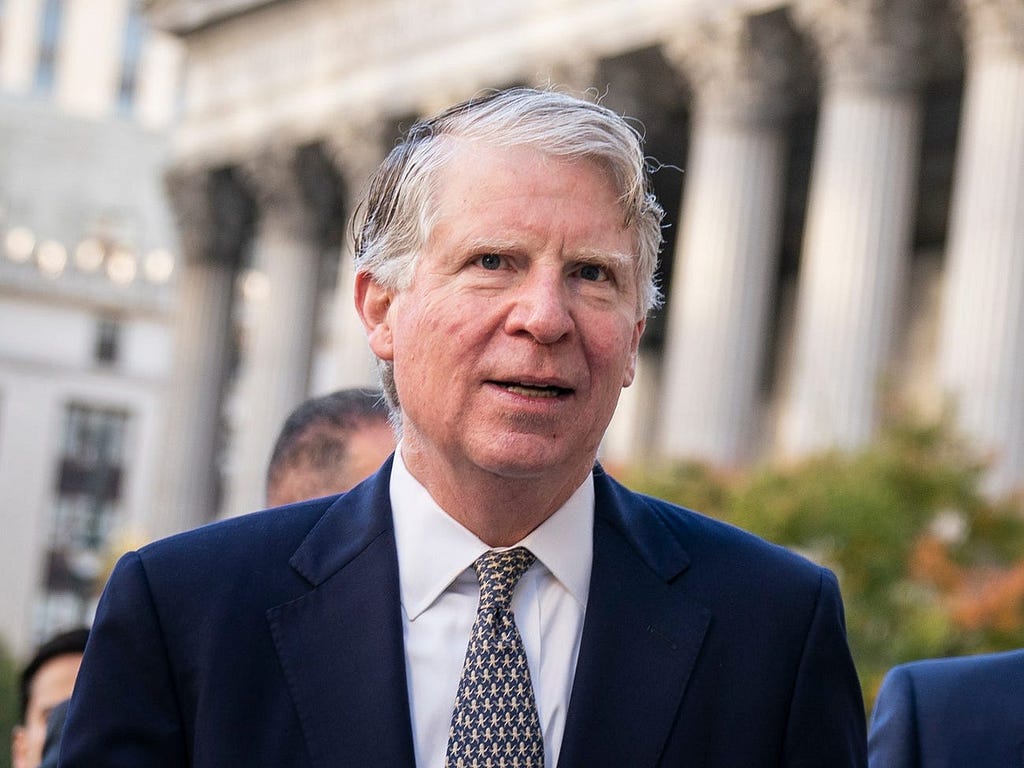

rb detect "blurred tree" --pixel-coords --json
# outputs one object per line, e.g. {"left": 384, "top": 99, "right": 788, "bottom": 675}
{"left": 0, "top": 638, "right": 18, "bottom": 768}
{"left": 623, "top": 411, "right": 1024, "bottom": 710}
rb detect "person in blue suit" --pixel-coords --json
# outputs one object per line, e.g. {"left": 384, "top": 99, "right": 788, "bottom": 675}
{"left": 59, "top": 87, "right": 866, "bottom": 767}
{"left": 869, "top": 649, "right": 1024, "bottom": 767}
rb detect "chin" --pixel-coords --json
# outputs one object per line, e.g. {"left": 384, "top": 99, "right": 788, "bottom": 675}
{"left": 472, "top": 435, "right": 592, "bottom": 481}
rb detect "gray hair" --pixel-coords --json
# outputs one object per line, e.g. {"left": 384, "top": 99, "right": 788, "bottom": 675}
{"left": 353, "top": 87, "right": 665, "bottom": 418}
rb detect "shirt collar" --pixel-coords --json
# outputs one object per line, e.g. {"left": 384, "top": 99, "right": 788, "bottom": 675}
{"left": 390, "top": 444, "right": 594, "bottom": 621}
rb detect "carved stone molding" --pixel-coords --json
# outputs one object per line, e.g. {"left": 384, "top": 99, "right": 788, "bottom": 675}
{"left": 792, "top": 0, "right": 932, "bottom": 93}
{"left": 164, "top": 164, "right": 254, "bottom": 268}
{"left": 146, "top": 0, "right": 278, "bottom": 34}
{"left": 531, "top": 57, "right": 601, "bottom": 94}
{"left": 325, "top": 120, "right": 392, "bottom": 204}
{"left": 241, "top": 142, "right": 345, "bottom": 247}
{"left": 664, "top": 8, "right": 803, "bottom": 127}
{"left": 961, "top": 0, "right": 1024, "bottom": 58}
{"left": 240, "top": 144, "right": 314, "bottom": 242}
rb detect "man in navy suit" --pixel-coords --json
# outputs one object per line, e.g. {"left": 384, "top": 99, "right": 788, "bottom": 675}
{"left": 60, "top": 88, "right": 866, "bottom": 767}
{"left": 869, "top": 650, "right": 1024, "bottom": 767}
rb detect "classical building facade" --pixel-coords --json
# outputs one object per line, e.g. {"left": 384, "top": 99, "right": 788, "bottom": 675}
{"left": 145, "top": 0, "right": 1023, "bottom": 533}
{"left": 0, "top": 0, "right": 183, "bottom": 654}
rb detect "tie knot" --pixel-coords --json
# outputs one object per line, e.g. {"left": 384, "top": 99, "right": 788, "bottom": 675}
{"left": 473, "top": 547, "right": 535, "bottom": 612}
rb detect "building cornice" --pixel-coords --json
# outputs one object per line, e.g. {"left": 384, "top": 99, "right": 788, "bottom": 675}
{"left": 144, "top": 0, "right": 287, "bottom": 35}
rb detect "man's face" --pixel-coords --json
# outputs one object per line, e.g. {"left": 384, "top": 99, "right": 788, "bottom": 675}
{"left": 266, "top": 421, "right": 396, "bottom": 506}
{"left": 12, "top": 653, "right": 82, "bottom": 768}
{"left": 340, "top": 421, "right": 397, "bottom": 489}
{"left": 360, "top": 141, "right": 644, "bottom": 486}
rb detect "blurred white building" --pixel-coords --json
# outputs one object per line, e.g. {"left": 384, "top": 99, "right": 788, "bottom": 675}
{"left": 147, "top": 0, "right": 1024, "bottom": 531}
{"left": 4, "top": 0, "right": 1021, "bottom": 656}
{"left": 0, "top": 0, "right": 183, "bottom": 655}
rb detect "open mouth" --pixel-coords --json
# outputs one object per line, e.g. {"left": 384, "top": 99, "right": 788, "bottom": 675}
{"left": 492, "top": 381, "right": 573, "bottom": 398}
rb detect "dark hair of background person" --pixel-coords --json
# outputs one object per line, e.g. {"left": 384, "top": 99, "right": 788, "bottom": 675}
{"left": 265, "top": 389, "right": 392, "bottom": 504}
{"left": 18, "top": 628, "right": 89, "bottom": 722}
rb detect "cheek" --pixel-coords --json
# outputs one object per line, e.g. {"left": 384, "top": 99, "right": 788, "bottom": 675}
{"left": 393, "top": 303, "right": 465, "bottom": 382}
{"left": 589, "top": 318, "right": 641, "bottom": 375}
{"left": 412, "top": 302, "right": 482, "bottom": 357}
{"left": 391, "top": 300, "right": 434, "bottom": 356}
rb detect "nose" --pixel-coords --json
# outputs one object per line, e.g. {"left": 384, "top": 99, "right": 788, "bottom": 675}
{"left": 504, "top": 269, "right": 574, "bottom": 344}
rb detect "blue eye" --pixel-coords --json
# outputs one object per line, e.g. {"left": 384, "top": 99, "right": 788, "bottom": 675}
{"left": 578, "top": 264, "right": 606, "bottom": 282}
{"left": 478, "top": 254, "right": 502, "bottom": 270}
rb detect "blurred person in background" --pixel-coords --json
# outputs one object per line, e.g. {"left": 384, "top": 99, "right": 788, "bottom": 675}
{"left": 265, "top": 388, "right": 395, "bottom": 506}
{"left": 37, "top": 699, "right": 70, "bottom": 768}
{"left": 12, "top": 628, "right": 88, "bottom": 768}
{"left": 869, "top": 649, "right": 1024, "bottom": 767}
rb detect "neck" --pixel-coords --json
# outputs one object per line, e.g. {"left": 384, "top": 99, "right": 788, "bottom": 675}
{"left": 399, "top": 445, "right": 592, "bottom": 547}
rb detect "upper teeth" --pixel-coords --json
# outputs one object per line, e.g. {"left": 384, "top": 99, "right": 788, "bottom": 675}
{"left": 505, "top": 383, "right": 560, "bottom": 397}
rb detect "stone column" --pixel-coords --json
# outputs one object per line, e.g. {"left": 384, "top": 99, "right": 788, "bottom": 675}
{"left": 327, "top": 122, "right": 391, "bottom": 390}
{"left": 153, "top": 165, "right": 252, "bottom": 537}
{"left": 938, "top": 0, "right": 1024, "bottom": 495}
{"left": 779, "top": 0, "right": 929, "bottom": 455}
{"left": 222, "top": 143, "right": 338, "bottom": 518}
{"left": 658, "top": 10, "right": 800, "bottom": 465}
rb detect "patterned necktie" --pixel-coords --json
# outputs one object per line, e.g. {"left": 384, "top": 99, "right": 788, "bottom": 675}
{"left": 445, "top": 547, "right": 545, "bottom": 768}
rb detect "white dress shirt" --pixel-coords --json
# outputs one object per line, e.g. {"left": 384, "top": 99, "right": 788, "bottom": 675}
{"left": 390, "top": 447, "right": 593, "bottom": 768}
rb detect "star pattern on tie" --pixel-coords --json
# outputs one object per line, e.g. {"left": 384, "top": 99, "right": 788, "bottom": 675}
{"left": 445, "top": 547, "right": 544, "bottom": 768}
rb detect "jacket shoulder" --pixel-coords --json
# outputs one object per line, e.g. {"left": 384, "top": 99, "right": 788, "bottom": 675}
{"left": 887, "top": 649, "right": 1024, "bottom": 692}
{"left": 596, "top": 469, "right": 827, "bottom": 589}
{"left": 138, "top": 494, "right": 338, "bottom": 570}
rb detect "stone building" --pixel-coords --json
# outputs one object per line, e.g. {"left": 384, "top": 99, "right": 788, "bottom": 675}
{"left": 0, "top": 0, "right": 182, "bottom": 654}
{"left": 146, "top": 0, "right": 1024, "bottom": 535}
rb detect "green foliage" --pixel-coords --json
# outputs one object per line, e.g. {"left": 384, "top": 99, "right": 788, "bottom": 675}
{"left": 624, "top": 413, "right": 1024, "bottom": 709}
{"left": 0, "top": 638, "right": 18, "bottom": 768}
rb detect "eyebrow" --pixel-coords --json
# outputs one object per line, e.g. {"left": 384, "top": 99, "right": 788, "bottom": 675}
{"left": 572, "top": 247, "right": 636, "bottom": 272}
{"left": 460, "top": 237, "right": 521, "bottom": 254}
{"left": 461, "top": 238, "right": 636, "bottom": 270}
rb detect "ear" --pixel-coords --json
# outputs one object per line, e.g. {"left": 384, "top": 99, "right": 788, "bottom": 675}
{"left": 12, "top": 725, "right": 27, "bottom": 768}
{"left": 622, "top": 317, "right": 645, "bottom": 388}
{"left": 354, "top": 271, "right": 396, "bottom": 362}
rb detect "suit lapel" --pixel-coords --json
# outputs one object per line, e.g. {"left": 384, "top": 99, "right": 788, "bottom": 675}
{"left": 266, "top": 459, "right": 416, "bottom": 767}
{"left": 558, "top": 470, "right": 711, "bottom": 768}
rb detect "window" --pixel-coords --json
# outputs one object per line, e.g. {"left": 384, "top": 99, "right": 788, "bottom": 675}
{"left": 116, "top": 5, "right": 146, "bottom": 115}
{"left": 35, "top": 404, "right": 130, "bottom": 638}
{"left": 34, "top": 0, "right": 64, "bottom": 95}
{"left": 95, "top": 315, "right": 121, "bottom": 365}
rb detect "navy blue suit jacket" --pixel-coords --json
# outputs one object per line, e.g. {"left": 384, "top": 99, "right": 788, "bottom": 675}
{"left": 60, "top": 460, "right": 865, "bottom": 767}
{"left": 869, "top": 650, "right": 1024, "bottom": 767}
